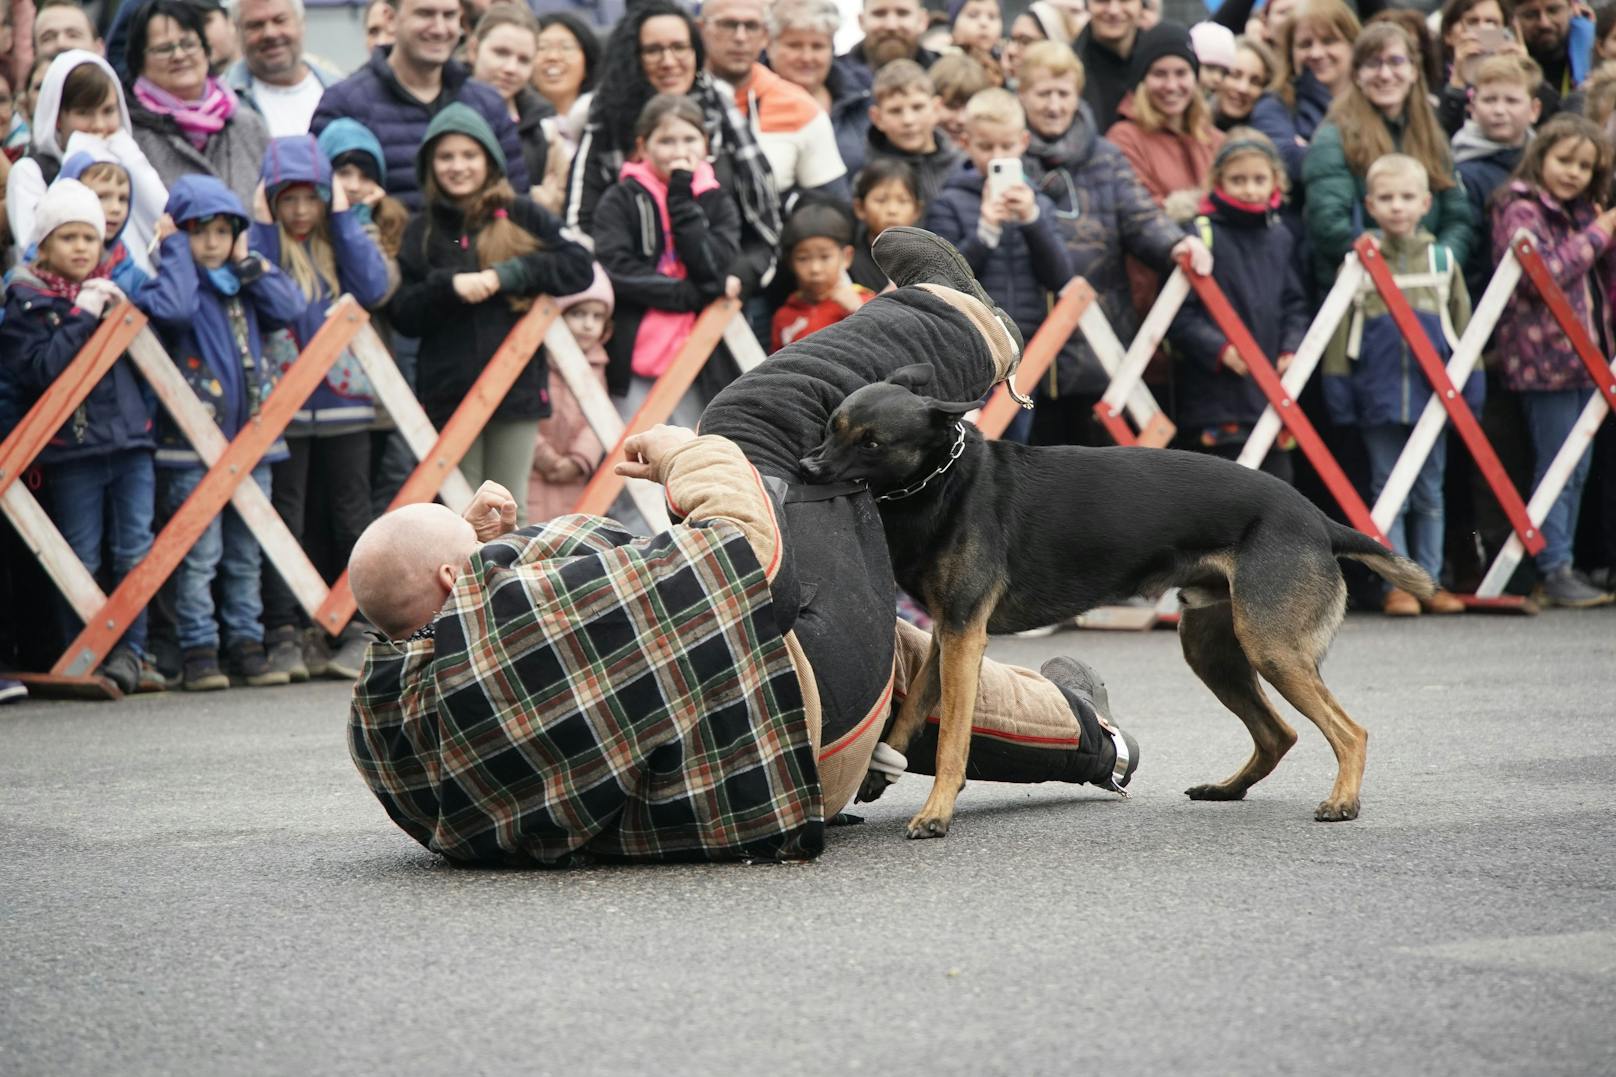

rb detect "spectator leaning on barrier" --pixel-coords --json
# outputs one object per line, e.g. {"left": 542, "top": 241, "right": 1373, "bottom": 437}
{"left": 125, "top": 0, "right": 271, "bottom": 210}
{"left": 387, "top": 103, "right": 593, "bottom": 525}
{"left": 309, "top": 0, "right": 529, "bottom": 212}
{"left": 701, "top": 0, "right": 849, "bottom": 202}
{"left": 6, "top": 50, "right": 167, "bottom": 276}
{"left": 227, "top": 0, "right": 344, "bottom": 138}
{"left": 768, "top": 0, "right": 874, "bottom": 177}
{"left": 0, "top": 179, "right": 161, "bottom": 696}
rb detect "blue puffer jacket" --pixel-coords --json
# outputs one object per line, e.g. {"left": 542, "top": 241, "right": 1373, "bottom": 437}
{"left": 253, "top": 135, "right": 392, "bottom": 433}
{"left": 826, "top": 59, "right": 872, "bottom": 177}
{"left": 924, "top": 160, "right": 1073, "bottom": 340}
{"left": 309, "top": 48, "right": 528, "bottom": 211}
{"left": 0, "top": 266, "right": 156, "bottom": 463}
{"left": 1248, "top": 73, "right": 1333, "bottom": 188}
{"left": 135, "top": 176, "right": 308, "bottom": 468}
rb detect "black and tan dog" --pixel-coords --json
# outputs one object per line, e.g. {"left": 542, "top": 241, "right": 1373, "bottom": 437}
{"left": 799, "top": 365, "right": 1435, "bottom": 838}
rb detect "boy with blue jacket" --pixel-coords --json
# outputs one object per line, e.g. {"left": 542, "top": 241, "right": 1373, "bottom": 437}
{"left": 137, "top": 175, "right": 307, "bottom": 691}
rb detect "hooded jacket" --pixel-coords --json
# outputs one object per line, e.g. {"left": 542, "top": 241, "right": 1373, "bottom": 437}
{"left": 310, "top": 47, "right": 529, "bottom": 211}
{"left": 315, "top": 119, "right": 389, "bottom": 189}
{"left": 1453, "top": 121, "right": 1526, "bottom": 300}
{"left": 0, "top": 263, "right": 156, "bottom": 464}
{"left": 863, "top": 127, "right": 962, "bottom": 208}
{"left": 529, "top": 264, "right": 615, "bottom": 523}
{"left": 251, "top": 134, "right": 392, "bottom": 433}
{"left": 134, "top": 175, "right": 308, "bottom": 467}
{"left": 924, "top": 159, "right": 1074, "bottom": 339}
{"left": 387, "top": 105, "right": 593, "bottom": 426}
{"left": 5, "top": 50, "right": 167, "bottom": 276}
{"left": 56, "top": 137, "right": 153, "bottom": 296}
{"left": 1024, "top": 103, "right": 1183, "bottom": 395}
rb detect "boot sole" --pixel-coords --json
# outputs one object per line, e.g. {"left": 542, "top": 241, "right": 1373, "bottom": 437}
{"left": 184, "top": 676, "right": 230, "bottom": 692}
{"left": 230, "top": 672, "right": 293, "bottom": 687}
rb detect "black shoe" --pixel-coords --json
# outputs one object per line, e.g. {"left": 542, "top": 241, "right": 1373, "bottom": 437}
{"left": 324, "top": 626, "right": 370, "bottom": 680}
{"left": 99, "top": 646, "right": 140, "bottom": 695}
{"left": 182, "top": 646, "right": 230, "bottom": 692}
{"left": 265, "top": 625, "right": 310, "bottom": 683}
{"left": 223, "top": 640, "right": 290, "bottom": 687}
{"left": 1041, "top": 656, "right": 1140, "bottom": 793}
{"left": 871, "top": 226, "right": 1027, "bottom": 354}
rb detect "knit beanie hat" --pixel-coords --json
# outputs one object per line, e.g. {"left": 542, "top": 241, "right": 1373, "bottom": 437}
{"left": 1190, "top": 21, "right": 1237, "bottom": 71}
{"left": 417, "top": 103, "right": 508, "bottom": 188}
{"left": 318, "top": 118, "right": 388, "bottom": 188}
{"left": 34, "top": 178, "right": 106, "bottom": 244}
{"left": 556, "top": 262, "right": 616, "bottom": 318}
{"left": 1128, "top": 21, "right": 1198, "bottom": 86}
{"left": 1027, "top": 1, "right": 1073, "bottom": 47}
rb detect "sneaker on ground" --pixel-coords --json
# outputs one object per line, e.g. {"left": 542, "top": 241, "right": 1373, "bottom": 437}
{"left": 1540, "top": 566, "right": 1615, "bottom": 609}
{"left": 224, "top": 640, "right": 291, "bottom": 687}
{"left": 182, "top": 646, "right": 230, "bottom": 692}
{"left": 265, "top": 625, "right": 309, "bottom": 683}
{"left": 99, "top": 646, "right": 141, "bottom": 695}
{"left": 324, "top": 629, "right": 370, "bottom": 680}
{"left": 303, "top": 627, "right": 333, "bottom": 679}
{"left": 136, "top": 659, "right": 168, "bottom": 693}
{"left": 0, "top": 677, "right": 28, "bottom": 705}
{"left": 1040, "top": 656, "right": 1139, "bottom": 792}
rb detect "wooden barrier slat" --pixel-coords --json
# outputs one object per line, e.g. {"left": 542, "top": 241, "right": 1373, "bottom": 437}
{"left": 977, "top": 280, "right": 1093, "bottom": 438}
{"left": 1, "top": 483, "right": 107, "bottom": 619}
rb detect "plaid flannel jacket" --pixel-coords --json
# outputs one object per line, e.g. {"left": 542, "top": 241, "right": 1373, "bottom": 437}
{"left": 349, "top": 514, "right": 823, "bottom": 866}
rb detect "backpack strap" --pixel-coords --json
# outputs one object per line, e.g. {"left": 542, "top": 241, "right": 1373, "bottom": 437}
{"left": 1194, "top": 214, "right": 1214, "bottom": 250}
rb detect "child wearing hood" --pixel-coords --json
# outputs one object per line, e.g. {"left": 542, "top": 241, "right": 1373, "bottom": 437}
{"left": 252, "top": 134, "right": 392, "bottom": 683}
{"left": 316, "top": 119, "right": 409, "bottom": 283}
{"left": 388, "top": 103, "right": 593, "bottom": 525}
{"left": 0, "top": 180, "right": 158, "bottom": 694}
{"left": 591, "top": 94, "right": 742, "bottom": 428}
{"left": 5, "top": 50, "right": 167, "bottom": 277}
{"left": 54, "top": 133, "right": 151, "bottom": 295}
{"left": 136, "top": 174, "right": 308, "bottom": 692}
{"left": 528, "top": 264, "right": 615, "bottom": 522}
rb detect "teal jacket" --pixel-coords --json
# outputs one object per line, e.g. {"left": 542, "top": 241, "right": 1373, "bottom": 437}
{"left": 1302, "top": 118, "right": 1477, "bottom": 287}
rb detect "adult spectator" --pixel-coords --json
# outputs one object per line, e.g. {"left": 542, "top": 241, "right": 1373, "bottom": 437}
{"left": 1107, "top": 21, "right": 1224, "bottom": 220}
{"left": 532, "top": 12, "right": 599, "bottom": 156}
{"left": 310, "top": 0, "right": 528, "bottom": 210}
{"left": 701, "top": 0, "right": 847, "bottom": 200}
{"left": 1015, "top": 41, "right": 1208, "bottom": 445}
{"left": 33, "top": 0, "right": 101, "bottom": 61}
{"left": 1437, "top": 0, "right": 1558, "bottom": 134}
{"left": 1075, "top": 0, "right": 1145, "bottom": 130}
{"left": 1302, "top": 21, "right": 1476, "bottom": 285}
{"left": 363, "top": 0, "right": 396, "bottom": 51}
{"left": 1250, "top": 0, "right": 1361, "bottom": 190}
{"left": 1004, "top": 1, "right": 1075, "bottom": 87}
{"left": 227, "top": 0, "right": 343, "bottom": 137}
{"left": 564, "top": 0, "right": 781, "bottom": 296}
{"left": 467, "top": 4, "right": 551, "bottom": 205}
{"left": 126, "top": 1, "right": 268, "bottom": 208}
{"left": 1513, "top": 0, "right": 1593, "bottom": 102}
{"left": 767, "top": 0, "right": 872, "bottom": 178}
{"left": 1213, "top": 35, "right": 1279, "bottom": 129}
{"left": 195, "top": 0, "right": 239, "bottom": 76}
{"left": 838, "top": 0, "right": 939, "bottom": 91}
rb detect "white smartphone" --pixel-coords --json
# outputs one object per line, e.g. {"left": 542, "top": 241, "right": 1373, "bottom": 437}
{"left": 986, "top": 157, "right": 1024, "bottom": 202}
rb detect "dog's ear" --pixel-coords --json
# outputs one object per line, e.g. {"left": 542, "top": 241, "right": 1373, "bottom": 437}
{"left": 925, "top": 397, "right": 979, "bottom": 418}
{"left": 886, "top": 364, "right": 935, "bottom": 393}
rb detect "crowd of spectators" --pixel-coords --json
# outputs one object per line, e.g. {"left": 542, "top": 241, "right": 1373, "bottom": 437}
{"left": 2, "top": 0, "right": 1616, "bottom": 704}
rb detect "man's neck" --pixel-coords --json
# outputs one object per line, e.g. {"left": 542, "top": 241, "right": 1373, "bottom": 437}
{"left": 251, "top": 60, "right": 310, "bottom": 89}
{"left": 1094, "top": 26, "right": 1137, "bottom": 59}
{"left": 389, "top": 48, "right": 444, "bottom": 103}
{"left": 716, "top": 62, "right": 757, "bottom": 96}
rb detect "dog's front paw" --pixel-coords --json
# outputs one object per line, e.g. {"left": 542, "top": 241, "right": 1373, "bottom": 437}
{"left": 1184, "top": 782, "right": 1247, "bottom": 801}
{"left": 856, "top": 772, "right": 890, "bottom": 803}
{"left": 905, "top": 812, "right": 952, "bottom": 839}
{"left": 1314, "top": 797, "right": 1360, "bottom": 822}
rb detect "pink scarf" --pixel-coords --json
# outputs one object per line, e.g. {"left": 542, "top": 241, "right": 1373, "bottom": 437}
{"left": 134, "top": 75, "right": 237, "bottom": 150}
{"left": 618, "top": 158, "right": 720, "bottom": 379}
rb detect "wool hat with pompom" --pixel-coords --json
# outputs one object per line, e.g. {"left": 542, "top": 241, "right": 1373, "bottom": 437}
{"left": 34, "top": 178, "right": 106, "bottom": 244}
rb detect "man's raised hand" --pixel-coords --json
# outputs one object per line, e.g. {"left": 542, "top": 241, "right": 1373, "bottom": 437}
{"left": 615, "top": 425, "right": 698, "bottom": 482}
{"left": 464, "top": 481, "right": 519, "bottom": 541}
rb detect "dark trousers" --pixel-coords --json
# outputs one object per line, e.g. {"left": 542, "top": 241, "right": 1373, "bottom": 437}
{"left": 263, "top": 432, "right": 372, "bottom": 633}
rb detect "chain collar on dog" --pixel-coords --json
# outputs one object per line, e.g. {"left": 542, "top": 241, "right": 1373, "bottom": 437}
{"left": 875, "top": 421, "right": 967, "bottom": 502}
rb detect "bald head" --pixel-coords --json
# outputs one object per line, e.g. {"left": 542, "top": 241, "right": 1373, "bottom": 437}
{"left": 350, "top": 503, "right": 480, "bottom": 639}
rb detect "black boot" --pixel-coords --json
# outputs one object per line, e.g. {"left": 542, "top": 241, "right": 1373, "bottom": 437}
{"left": 871, "top": 226, "right": 1027, "bottom": 356}
{"left": 1041, "top": 657, "right": 1140, "bottom": 793}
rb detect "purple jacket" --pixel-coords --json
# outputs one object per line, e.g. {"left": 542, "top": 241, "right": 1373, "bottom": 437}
{"left": 1491, "top": 180, "right": 1616, "bottom": 392}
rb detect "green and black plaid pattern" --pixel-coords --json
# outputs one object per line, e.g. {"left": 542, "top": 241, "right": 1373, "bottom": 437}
{"left": 350, "top": 516, "right": 823, "bottom": 866}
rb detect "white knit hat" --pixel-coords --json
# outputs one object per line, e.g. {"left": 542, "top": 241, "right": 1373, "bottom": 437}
{"left": 34, "top": 179, "right": 106, "bottom": 244}
{"left": 1190, "top": 22, "right": 1238, "bottom": 71}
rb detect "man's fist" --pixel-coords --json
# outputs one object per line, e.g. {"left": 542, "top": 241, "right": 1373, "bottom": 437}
{"left": 615, "top": 424, "right": 698, "bottom": 482}
{"left": 463, "top": 480, "right": 519, "bottom": 540}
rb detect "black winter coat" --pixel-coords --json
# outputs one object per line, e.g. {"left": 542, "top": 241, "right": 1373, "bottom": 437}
{"left": 389, "top": 197, "right": 594, "bottom": 427}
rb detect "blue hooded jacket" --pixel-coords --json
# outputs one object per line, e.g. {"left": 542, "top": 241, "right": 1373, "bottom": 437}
{"left": 56, "top": 148, "right": 153, "bottom": 297}
{"left": 135, "top": 176, "right": 308, "bottom": 468}
{"left": 316, "top": 119, "right": 388, "bottom": 189}
{"left": 251, "top": 135, "right": 392, "bottom": 433}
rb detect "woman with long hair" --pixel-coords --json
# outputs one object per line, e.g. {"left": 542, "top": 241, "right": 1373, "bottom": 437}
{"left": 1107, "top": 22, "right": 1225, "bottom": 220}
{"left": 1302, "top": 21, "right": 1477, "bottom": 284}
{"left": 1250, "top": 0, "right": 1361, "bottom": 187}
{"left": 1213, "top": 36, "right": 1279, "bottom": 130}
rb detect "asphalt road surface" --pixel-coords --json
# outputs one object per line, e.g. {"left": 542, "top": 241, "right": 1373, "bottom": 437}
{"left": 4, "top": 608, "right": 1614, "bottom": 1076}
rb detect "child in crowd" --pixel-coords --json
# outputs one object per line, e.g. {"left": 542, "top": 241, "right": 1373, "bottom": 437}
{"left": 253, "top": 135, "right": 392, "bottom": 683}
{"left": 1169, "top": 129, "right": 1310, "bottom": 481}
{"left": 592, "top": 94, "right": 741, "bottom": 428}
{"left": 850, "top": 157, "right": 924, "bottom": 291}
{"left": 1, "top": 70, "right": 28, "bottom": 160}
{"left": 931, "top": 54, "right": 994, "bottom": 148}
{"left": 389, "top": 104, "right": 592, "bottom": 523}
{"left": 948, "top": 0, "right": 1005, "bottom": 87}
{"left": 0, "top": 181, "right": 159, "bottom": 694}
{"left": 528, "top": 264, "right": 614, "bottom": 523}
{"left": 1491, "top": 114, "right": 1616, "bottom": 607}
{"left": 317, "top": 119, "right": 409, "bottom": 273}
{"left": 1323, "top": 153, "right": 1474, "bottom": 616}
{"left": 771, "top": 202, "right": 874, "bottom": 350}
{"left": 6, "top": 51, "right": 166, "bottom": 278}
{"left": 56, "top": 136, "right": 150, "bottom": 295}
{"left": 1453, "top": 55, "right": 1542, "bottom": 299}
{"left": 138, "top": 175, "right": 308, "bottom": 690}
{"left": 864, "top": 60, "right": 964, "bottom": 205}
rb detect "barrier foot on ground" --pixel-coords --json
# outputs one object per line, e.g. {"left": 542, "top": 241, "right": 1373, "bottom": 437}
{"left": 1454, "top": 594, "right": 1540, "bottom": 615}
{"left": 10, "top": 672, "right": 123, "bottom": 701}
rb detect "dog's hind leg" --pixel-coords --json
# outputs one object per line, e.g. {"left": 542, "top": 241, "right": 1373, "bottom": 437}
{"left": 1178, "top": 598, "right": 1299, "bottom": 803}
{"left": 1250, "top": 657, "right": 1367, "bottom": 822}
{"left": 906, "top": 618, "right": 991, "bottom": 839}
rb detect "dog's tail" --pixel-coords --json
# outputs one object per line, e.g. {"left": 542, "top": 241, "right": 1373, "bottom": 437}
{"left": 1327, "top": 519, "right": 1437, "bottom": 598}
